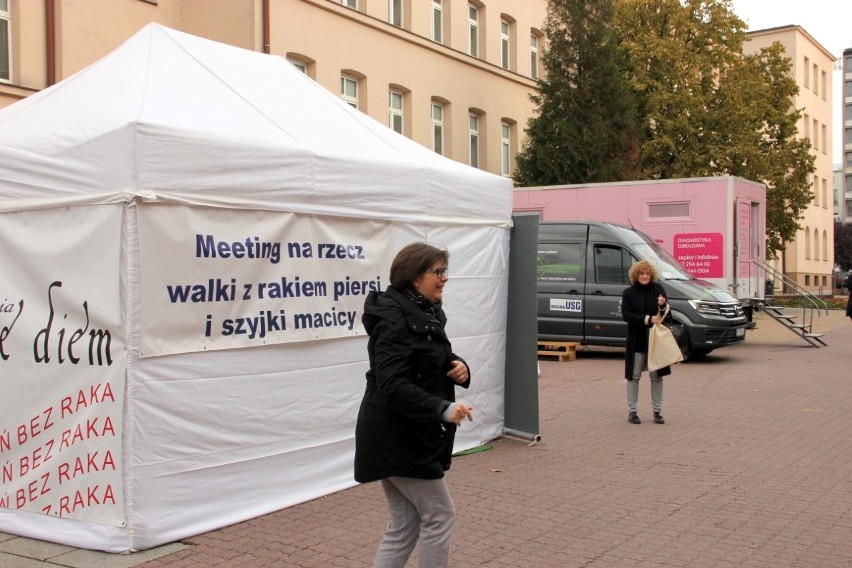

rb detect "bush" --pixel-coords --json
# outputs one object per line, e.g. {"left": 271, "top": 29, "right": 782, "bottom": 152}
{"left": 768, "top": 295, "right": 847, "bottom": 310}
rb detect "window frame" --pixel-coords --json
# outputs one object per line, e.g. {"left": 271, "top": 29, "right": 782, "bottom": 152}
{"left": 341, "top": 75, "right": 359, "bottom": 109}
{"left": 468, "top": 113, "right": 480, "bottom": 168}
{"left": 389, "top": 89, "right": 404, "bottom": 135}
{"left": 0, "top": 0, "right": 11, "bottom": 83}
{"left": 431, "top": 0, "right": 443, "bottom": 44}
{"left": 468, "top": 4, "right": 479, "bottom": 58}
{"left": 530, "top": 34, "right": 539, "bottom": 80}
{"left": 389, "top": 0, "right": 403, "bottom": 27}
{"left": 339, "top": 0, "right": 357, "bottom": 8}
{"left": 501, "top": 121, "right": 511, "bottom": 176}
{"left": 431, "top": 102, "right": 444, "bottom": 155}
{"left": 500, "top": 19, "right": 510, "bottom": 70}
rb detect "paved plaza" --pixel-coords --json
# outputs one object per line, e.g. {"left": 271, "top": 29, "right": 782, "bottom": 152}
{"left": 2, "top": 309, "right": 851, "bottom": 567}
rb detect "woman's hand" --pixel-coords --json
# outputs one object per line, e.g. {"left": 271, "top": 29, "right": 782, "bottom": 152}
{"left": 447, "top": 360, "right": 469, "bottom": 384}
{"left": 449, "top": 403, "right": 474, "bottom": 426}
{"left": 657, "top": 294, "right": 666, "bottom": 306}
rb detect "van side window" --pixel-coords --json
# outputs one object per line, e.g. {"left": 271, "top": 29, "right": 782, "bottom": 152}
{"left": 594, "top": 245, "right": 633, "bottom": 284}
{"left": 537, "top": 243, "right": 584, "bottom": 283}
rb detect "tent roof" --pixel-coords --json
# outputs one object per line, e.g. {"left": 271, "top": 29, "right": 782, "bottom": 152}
{"left": 0, "top": 23, "right": 512, "bottom": 224}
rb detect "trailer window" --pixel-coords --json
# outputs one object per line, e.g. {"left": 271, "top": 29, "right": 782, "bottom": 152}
{"left": 537, "top": 243, "right": 583, "bottom": 283}
{"left": 648, "top": 202, "right": 690, "bottom": 219}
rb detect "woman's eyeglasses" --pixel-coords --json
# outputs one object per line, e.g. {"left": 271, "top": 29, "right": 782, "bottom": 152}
{"left": 424, "top": 268, "right": 449, "bottom": 278}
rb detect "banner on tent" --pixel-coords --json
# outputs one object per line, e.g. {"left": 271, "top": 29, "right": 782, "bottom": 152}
{"left": 0, "top": 205, "right": 126, "bottom": 527}
{"left": 137, "top": 204, "right": 393, "bottom": 357}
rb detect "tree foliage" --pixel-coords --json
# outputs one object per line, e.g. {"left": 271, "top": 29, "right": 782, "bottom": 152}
{"left": 516, "top": 0, "right": 815, "bottom": 258}
{"left": 835, "top": 221, "right": 852, "bottom": 271}
{"left": 514, "top": 0, "right": 639, "bottom": 186}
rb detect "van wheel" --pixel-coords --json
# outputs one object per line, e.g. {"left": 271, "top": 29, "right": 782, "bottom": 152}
{"left": 672, "top": 323, "right": 709, "bottom": 362}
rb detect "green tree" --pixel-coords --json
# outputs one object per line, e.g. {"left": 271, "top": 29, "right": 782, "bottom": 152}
{"left": 707, "top": 43, "right": 815, "bottom": 255}
{"left": 612, "top": 0, "right": 814, "bottom": 256}
{"left": 514, "top": 0, "right": 639, "bottom": 186}
{"left": 835, "top": 220, "right": 852, "bottom": 270}
{"left": 517, "top": 0, "right": 815, "bottom": 258}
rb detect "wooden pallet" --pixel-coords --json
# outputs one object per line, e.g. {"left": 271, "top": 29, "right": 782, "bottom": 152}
{"left": 537, "top": 341, "right": 578, "bottom": 362}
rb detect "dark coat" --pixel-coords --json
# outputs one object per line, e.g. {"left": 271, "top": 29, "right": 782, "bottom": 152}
{"left": 354, "top": 287, "right": 470, "bottom": 484}
{"left": 847, "top": 274, "right": 852, "bottom": 317}
{"left": 621, "top": 281, "right": 672, "bottom": 380}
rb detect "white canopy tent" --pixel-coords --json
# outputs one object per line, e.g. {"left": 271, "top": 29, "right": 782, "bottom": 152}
{"left": 0, "top": 24, "right": 512, "bottom": 552}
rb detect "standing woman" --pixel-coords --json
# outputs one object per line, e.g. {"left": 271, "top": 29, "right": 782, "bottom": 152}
{"left": 355, "top": 242, "right": 473, "bottom": 568}
{"left": 621, "top": 259, "right": 670, "bottom": 425}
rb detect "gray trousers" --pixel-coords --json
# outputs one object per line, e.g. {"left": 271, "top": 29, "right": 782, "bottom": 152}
{"left": 627, "top": 352, "right": 663, "bottom": 413}
{"left": 374, "top": 476, "right": 456, "bottom": 568}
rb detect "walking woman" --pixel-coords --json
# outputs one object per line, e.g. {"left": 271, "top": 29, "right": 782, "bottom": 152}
{"left": 355, "top": 242, "right": 473, "bottom": 568}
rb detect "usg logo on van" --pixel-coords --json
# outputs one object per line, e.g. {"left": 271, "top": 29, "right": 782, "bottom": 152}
{"left": 550, "top": 299, "right": 582, "bottom": 312}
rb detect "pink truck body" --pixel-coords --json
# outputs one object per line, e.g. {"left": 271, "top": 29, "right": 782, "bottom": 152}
{"left": 513, "top": 176, "right": 767, "bottom": 308}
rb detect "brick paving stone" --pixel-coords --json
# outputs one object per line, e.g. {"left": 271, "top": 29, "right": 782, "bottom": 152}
{"left": 132, "top": 310, "right": 852, "bottom": 568}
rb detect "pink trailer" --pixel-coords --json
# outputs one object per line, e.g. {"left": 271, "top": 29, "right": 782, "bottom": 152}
{"left": 513, "top": 176, "right": 767, "bottom": 311}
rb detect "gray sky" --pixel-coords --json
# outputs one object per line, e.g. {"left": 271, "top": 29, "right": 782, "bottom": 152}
{"left": 730, "top": 0, "right": 852, "bottom": 163}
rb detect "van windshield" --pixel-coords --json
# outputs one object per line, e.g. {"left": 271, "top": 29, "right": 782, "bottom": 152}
{"left": 632, "top": 243, "right": 692, "bottom": 281}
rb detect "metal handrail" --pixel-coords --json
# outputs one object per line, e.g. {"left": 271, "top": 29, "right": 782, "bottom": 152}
{"left": 754, "top": 260, "right": 829, "bottom": 332}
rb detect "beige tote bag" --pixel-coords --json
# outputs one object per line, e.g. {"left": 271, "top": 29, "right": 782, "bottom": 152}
{"left": 647, "top": 305, "right": 684, "bottom": 371}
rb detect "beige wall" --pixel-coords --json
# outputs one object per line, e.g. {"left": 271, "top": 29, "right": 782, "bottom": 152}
{"left": 0, "top": 0, "right": 546, "bottom": 180}
{"left": 745, "top": 26, "right": 836, "bottom": 293}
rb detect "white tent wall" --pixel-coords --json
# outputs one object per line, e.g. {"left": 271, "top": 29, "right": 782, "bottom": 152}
{"left": 0, "top": 24, "right": 512, "bottom": 552}
{"left": 124, "top": 222, "right": 508, "bottom": 551}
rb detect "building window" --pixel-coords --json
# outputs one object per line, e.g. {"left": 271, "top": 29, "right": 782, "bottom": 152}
{"left": 813, "top": 175, "right": 819, "bottom": 205}
{"left": 389, "top": 90, "right": 404, "bottom": 135}
{"left": 847, "top": 57, "right": 852, "bottom": 73}
{"left": 500, "top": 20, "right": 510, "bottom": 69}
{"left": 431, "top": 0, "right": 443, "bottom": 44}
{"left": 821, "top": 70, "right": 827, "bottom": 100}
{"left": 530, "top": 34, "right": 539, "bottom": 80}
{"left": 389, "top": 0, "right": 402, "bottom": 27}
{"left": 469, "top": 113, "right": 480, "bottom": 168}
{"left": 431, "top": 102, "right": 444, "bottom": 155}
{"left": 823, "top": 231, "right": 828, "bottom": 262}
{"left": 813, "top": 228, "right": 819, "bottom": 261}
{"left": 812, "top": 63, "right": 818, "bottom": 95}
{"left": 804, "top": 227, "right": 810, "bottom": 259}
{"left": 340, "top": 0, "right": 357, "bottom": 8}
{"left": 823, "top": 178, "right": 828, "bottom": 209}
{"left": 501, "top": 122, "right": 511, "bottom": 176}
{"left": 0, "top": 0, "right": 10, "bottom": 82}
{"left": 341, "top": 75, "right": 359, "bottom": 109}
{"left": 805, "top": 275, "right": 810, "bottom": 286}
{"left": 803, "top": 56, "right": 809, "bottom": 88}
{"left": 468, "top": 4, "right": 479, "bottom": 58}
{"left": 803, "top": 113, "right": 809, "bottom": 139}
{"left": 822, "top": 124, "right": 827, "bottom": 155}
{"left": 812, "top": 119, "right": 819, "bottom": 151}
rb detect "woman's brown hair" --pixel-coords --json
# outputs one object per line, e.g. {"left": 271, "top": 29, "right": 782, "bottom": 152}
{"left": 390, "top": 242, "right": 449, "bottom": 290}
